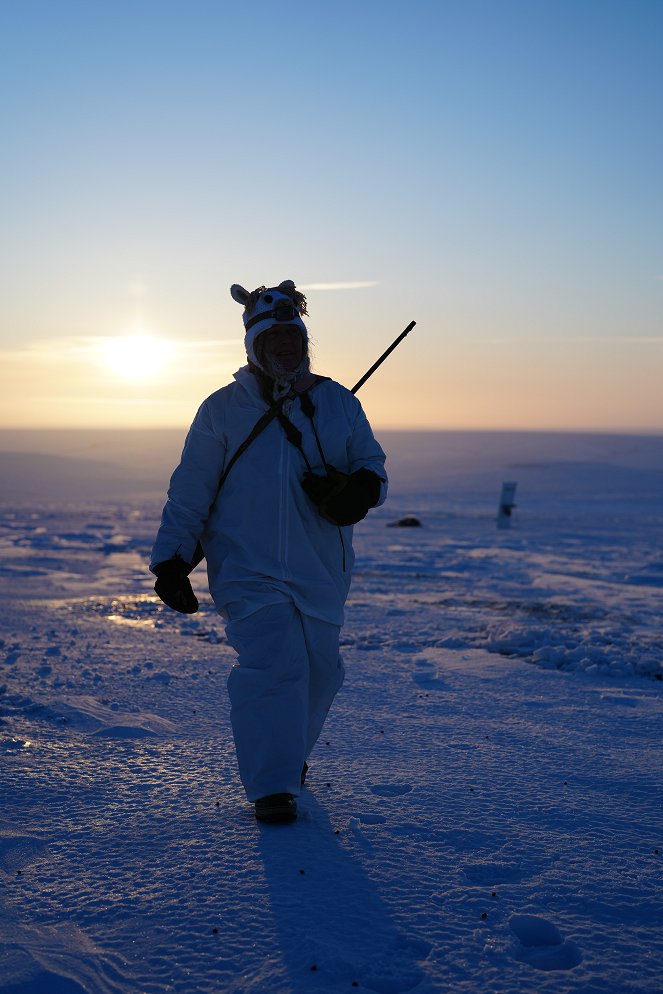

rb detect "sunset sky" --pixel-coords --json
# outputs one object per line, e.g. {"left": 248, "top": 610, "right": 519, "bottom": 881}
{"left": 1, "top": 0, "right": 661, "bottom": 431}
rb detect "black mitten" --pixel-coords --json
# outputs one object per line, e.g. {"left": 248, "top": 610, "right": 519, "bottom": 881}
{"left": 153, "top": 555, "right": 199, "bottom": 614}
{"left": 301, "top": 465, "right": 348, "bottom": 508}
{"left": 303, "top": 466, "right": 381, "bottom": 526}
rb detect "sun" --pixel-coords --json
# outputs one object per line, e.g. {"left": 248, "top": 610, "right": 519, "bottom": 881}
{"left": 99, "top": 333, "right": 177, "bottom": 382}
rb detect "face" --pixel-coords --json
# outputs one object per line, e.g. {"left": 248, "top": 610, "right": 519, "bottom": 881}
{"left": 259, "top": 324, "right": 304, "bottom": 373}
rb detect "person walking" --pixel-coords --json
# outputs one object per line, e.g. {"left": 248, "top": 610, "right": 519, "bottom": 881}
{"left": 150, "top": 280, "right": 387, "bottom": 823}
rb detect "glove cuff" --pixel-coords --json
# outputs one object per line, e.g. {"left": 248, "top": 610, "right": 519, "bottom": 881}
{"left": 153, "top": 554, "right": 192, "bottom": 577}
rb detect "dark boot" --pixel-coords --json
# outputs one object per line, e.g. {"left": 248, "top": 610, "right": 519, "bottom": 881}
{"left": 255, "top": 793, "right": 297, "bottom": 824}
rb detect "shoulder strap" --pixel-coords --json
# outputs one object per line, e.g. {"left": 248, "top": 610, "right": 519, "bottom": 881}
{"left": 216, "top": 403, "right": 280, "bottom": 491}
{"left": 275, "top": 374, "right": 331, "bottom": 471}
{"left": 188, "top": 375, "right": 328, "bottom": 571}
{"left": 296, "top": 378, "right": 330, "bottom": 468}
{"left": 220, "top": 375, "right": 328, "bottom": 491}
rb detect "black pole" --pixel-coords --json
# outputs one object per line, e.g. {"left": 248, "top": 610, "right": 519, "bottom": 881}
{"left": 350, "top": 320, "right": 416, "bottom": 395}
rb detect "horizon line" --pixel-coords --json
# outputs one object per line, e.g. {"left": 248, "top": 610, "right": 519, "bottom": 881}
{"left": 1, "top": 424, "right": 662, "bottom": 437}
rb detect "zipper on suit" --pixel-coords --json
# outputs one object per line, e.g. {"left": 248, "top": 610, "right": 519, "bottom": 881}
{"left": 279, "top": 430, "right": 289, "bottom": 572}
{"left": 338, "top": 527, "right": 346, "bottom": 572}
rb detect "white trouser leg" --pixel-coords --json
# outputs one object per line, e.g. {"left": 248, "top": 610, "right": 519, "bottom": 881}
{"left": 300, "top": 612, "right": 345, "bottom": 758}
{"left": 225, "top": 602, "right": 343, "bottom": 802}
{"left": 226, "top": 602, "right": 307, "bottom": 802}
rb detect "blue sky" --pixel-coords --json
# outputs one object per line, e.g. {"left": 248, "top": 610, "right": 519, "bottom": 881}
{"left": 1, "top": 0, "right": 661, "bottom": 429}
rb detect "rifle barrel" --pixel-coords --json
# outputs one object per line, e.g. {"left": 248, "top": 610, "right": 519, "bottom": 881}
{"left": 350, "top": 320, "right": 416, "bottom": 395}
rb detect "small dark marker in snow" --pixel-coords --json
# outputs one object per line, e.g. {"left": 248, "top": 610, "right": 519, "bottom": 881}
{"left": 654, "top": 849, "right": 659, "bottom": 855}
{"left": 299, "top": 869, "right": 305, "bottom": 875}
{"left": 334, "top": 829, "right": 340, "bottom": 835}
{"left": 211, "top": 928, "right": 218, "bottom": 934}
{"left": 481, "top": 912, "right": 488, "bottom": 920}
{"left": 352, "top": 983, "right": 359, "bottom": 988}
{"left": 380, "top": 729, "right": 384, "bottom": 734}
{"left": 310, "top": 965, "right": 318, "bottom": 972}
{"left": 491, "top": 892, "right": 497, "bottom": 898}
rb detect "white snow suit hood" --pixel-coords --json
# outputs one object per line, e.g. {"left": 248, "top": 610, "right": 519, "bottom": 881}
{"left": 151, "top": 366, "right": 387, "bottom": 626}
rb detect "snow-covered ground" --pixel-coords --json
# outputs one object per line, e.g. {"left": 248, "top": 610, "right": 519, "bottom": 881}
{"left": 1, "top": 430, "right": 662, "bottom": 994}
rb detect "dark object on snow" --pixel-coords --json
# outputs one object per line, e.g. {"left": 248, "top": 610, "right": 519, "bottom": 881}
{"left": 301, "top": 762, "right": 309, "bottom": 785}
{"left": 497, "top": 481, "right": 517, "bottom": 530}
{"left": 387, "top": 515, "right": 422, "bottom": 528}
{"left": 302, "top": 466, "right": 381, "bottom": 526}
{"left": 255, "top": 792, "right": 297, "bottom": 824}
{"left": 153, "top": 555, "right": 199, "bottom": 614}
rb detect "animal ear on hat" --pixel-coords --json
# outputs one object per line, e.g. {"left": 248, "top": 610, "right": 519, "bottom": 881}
{"left": 275, "top": 280, "right": 309, "bottom": 317}
{"left": 230, "top": 284, "right": 250, "bottom": 306}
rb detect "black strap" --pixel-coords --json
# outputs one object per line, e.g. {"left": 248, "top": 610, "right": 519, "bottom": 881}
{"left": 275, "top": 409, "right": 303, "bottom": 451}
{"left": 221, "top": 373, "right": 328, "bottom": 492}
{"left": 298, "top": 390, "right": 330, "bottom": 469}
{"left": 244, "top": 304, "right": 298, "bottom": 330}
{"left": 217, "top": 403, "right": 282, "bottom": 491}
{"left": 188, "top": 403, "right": 280, "bottom": 570}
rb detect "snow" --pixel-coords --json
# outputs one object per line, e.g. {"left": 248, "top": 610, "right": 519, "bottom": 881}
{"left": 0, "top": 430, "right": 662, "bottom": 994}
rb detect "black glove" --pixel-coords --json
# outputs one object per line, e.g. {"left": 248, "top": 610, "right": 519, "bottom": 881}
{"left": 301, "top": 465, "right": 348, "bottom": 508}
{"left": 153, "top": 555, "right": 199, "bottom": 614}
{"left": 302, "top": 466, "right": 381, "bottom": 526}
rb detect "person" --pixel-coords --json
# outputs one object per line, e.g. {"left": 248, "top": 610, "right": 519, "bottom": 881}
{"left": 150, "top": 280, "right": 387, "bottom": 824}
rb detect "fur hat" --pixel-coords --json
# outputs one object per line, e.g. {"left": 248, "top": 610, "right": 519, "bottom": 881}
{"left": 230, "top": 280, "right": 308, "bottom": 366}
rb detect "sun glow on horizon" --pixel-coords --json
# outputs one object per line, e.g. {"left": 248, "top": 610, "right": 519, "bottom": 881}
{"left": 99, "top": 333, "right": 177, "bottom": 383}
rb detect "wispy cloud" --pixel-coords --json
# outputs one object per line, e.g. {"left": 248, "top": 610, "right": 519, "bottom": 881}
{"left": 299, "top": 281, "right": 380, "bottom": 291}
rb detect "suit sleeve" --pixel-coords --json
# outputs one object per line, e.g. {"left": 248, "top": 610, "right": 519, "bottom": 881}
{"left": 150, "top": 400, "right": 227, "bottom": 570}
{"left": 346, "top": 399, "right": 388, "bottom": 507}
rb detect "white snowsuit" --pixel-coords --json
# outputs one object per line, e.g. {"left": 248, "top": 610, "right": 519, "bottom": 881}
{"left": 151, "top": 365, "right": 387, "bottom": 800}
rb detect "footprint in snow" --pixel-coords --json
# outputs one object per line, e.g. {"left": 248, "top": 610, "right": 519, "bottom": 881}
{"left": 0, "top": 835, "right": 49, "bottom": 874}
{"left": 370, "top": 784, "right": 412, "bottom": 798}
{"left": 348, "top": 934, "right": 432, "bottom": 994}
{"left": 510, "top": 914, "right": 582, "bottom": 971}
